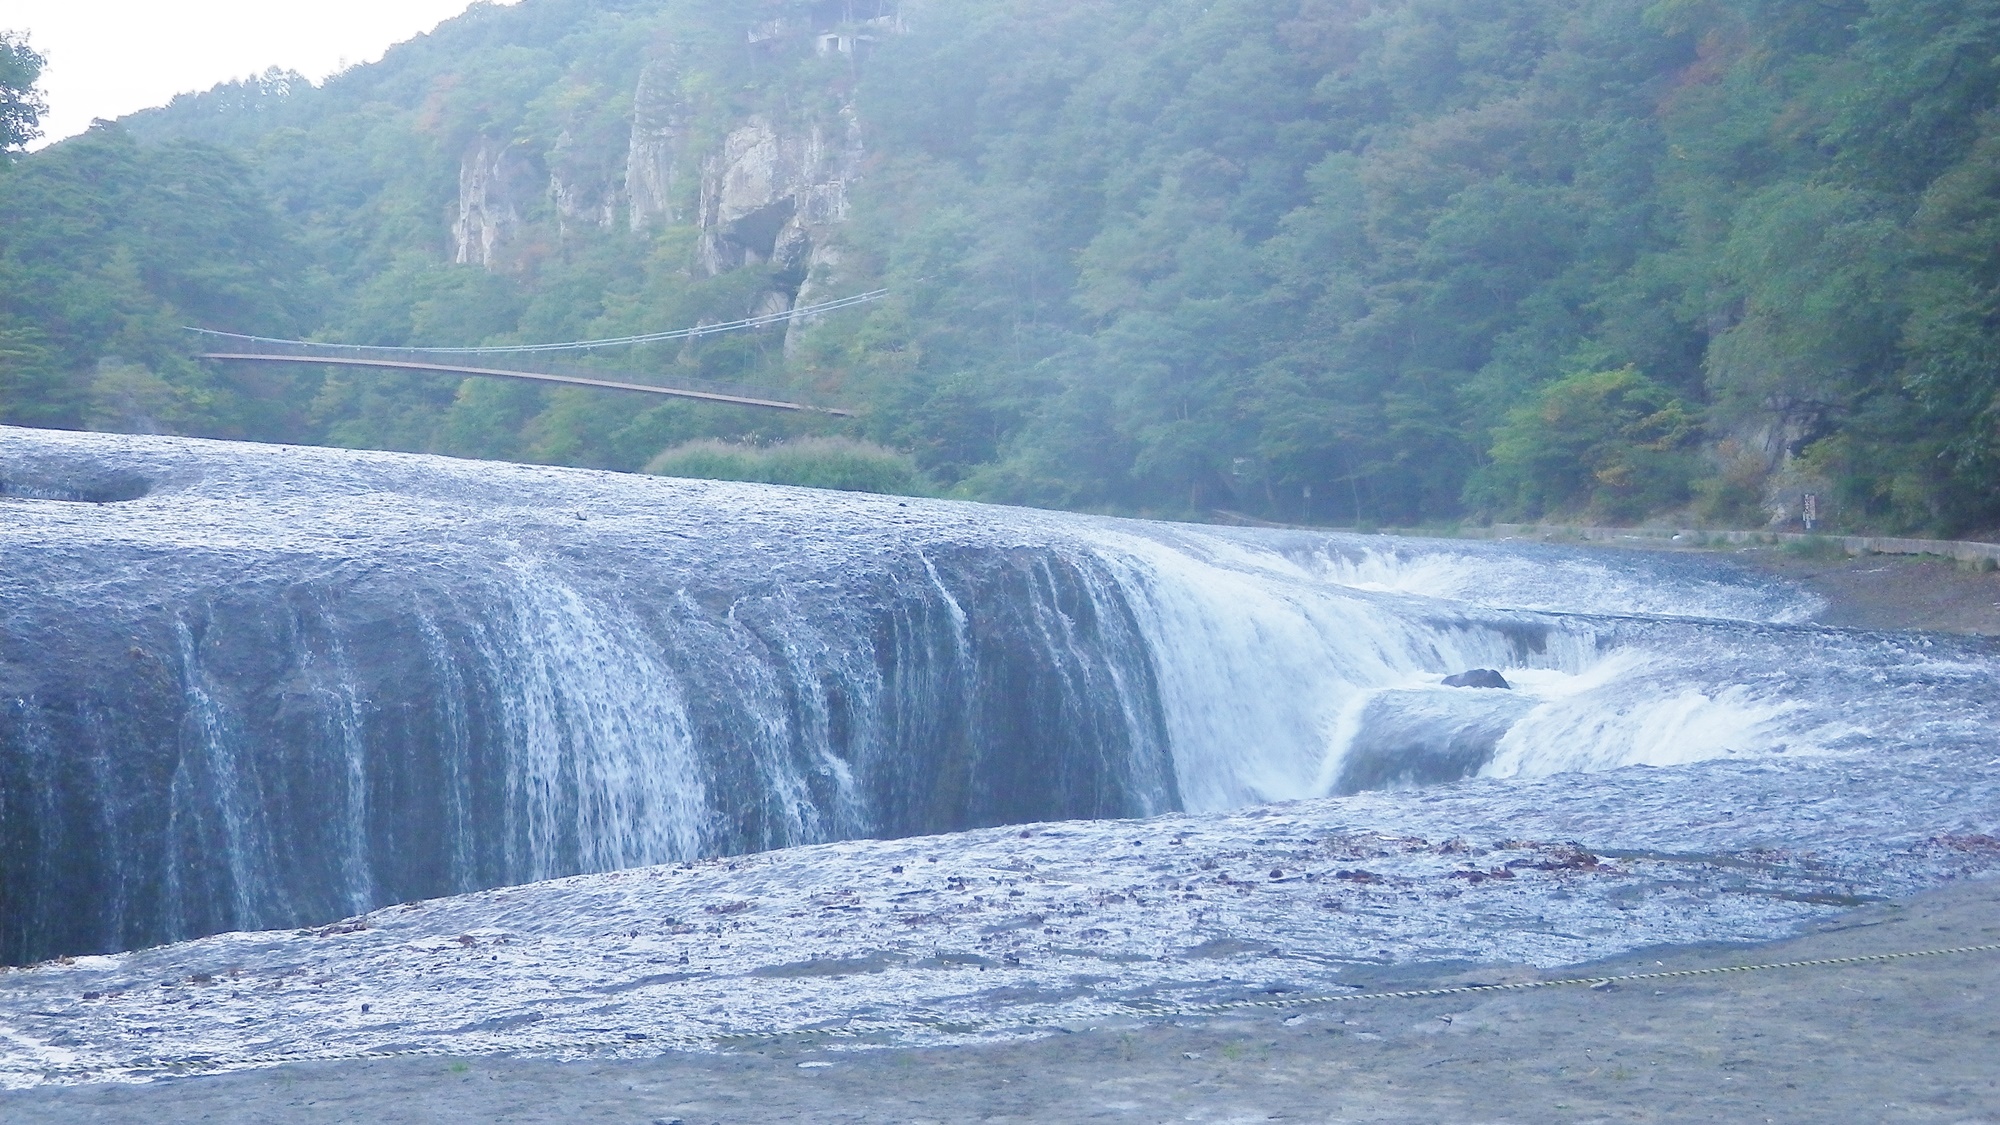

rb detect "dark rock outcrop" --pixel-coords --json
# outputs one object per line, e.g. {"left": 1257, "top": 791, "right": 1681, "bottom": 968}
{"left": 1333, "top": 687, "right": 1535, "bottom": 794}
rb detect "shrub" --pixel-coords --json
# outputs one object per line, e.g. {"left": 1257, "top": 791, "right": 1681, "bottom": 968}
{"left": 644, "top": 436, "right": 933, "bottom": 496}
{"left": 1471, "top": 367, "right": 1698, "bottom": 523}
{"left": 1691, "top": 441, "right": 1770, "bottom": 527}
{"left": 1781, "top": 535, "right": 1849, "bottom": 560}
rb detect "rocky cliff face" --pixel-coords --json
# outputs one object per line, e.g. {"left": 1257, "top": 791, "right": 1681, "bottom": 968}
{"left": 452, "top": 137, "right": 534, "bottom": 269}
{"left": 696, "top": 114, "right": 858, "bottom": 277}
{"left": 625, "top": 58, "right": 688, "bottom": 233}
{"left": 549, "top": 128, "right": 621, "bottom": 238}
{"left": 696, "top": 111, "right": 864, "bottom": 339}
{"left": 449, "top": 25, "right": 873, "bottom": 318}
{"left": 454, "top": 18, "right": 876, "bottom": 298}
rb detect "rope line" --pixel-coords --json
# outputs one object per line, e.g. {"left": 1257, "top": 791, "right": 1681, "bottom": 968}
{"left": 185, "top": 290, "right": 890, "bottom": 355}
{"left": 22, "top": 940, "right": 1999, "bottom": 1082}
{"left": 1112, "top": 939, "right": 2000, "bottom": 1015}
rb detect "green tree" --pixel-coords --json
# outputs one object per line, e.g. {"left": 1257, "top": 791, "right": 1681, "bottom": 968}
{"left": 4, "top": 0, "right": 2000, "bottom": 535}
{"left": 0, "top": 30, "right": 44, "bottom": 158}
{"left": 0, "top": 125, "right": 313, "bottom": 432}
{"left": 1473, "top": 367, "right": 1698, "bottom": 521}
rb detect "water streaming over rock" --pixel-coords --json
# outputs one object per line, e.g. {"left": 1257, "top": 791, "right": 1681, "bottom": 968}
{"left": 2, "top": 427, "right": 1995, "bottom": 965}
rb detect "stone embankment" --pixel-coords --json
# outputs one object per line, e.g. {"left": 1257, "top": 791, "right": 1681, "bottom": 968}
{"left": 1466, "top": 523, "right": 2000, "bottom": 565}
{"left": 1211, "top": 509, "right": 2000, "bottom": 566}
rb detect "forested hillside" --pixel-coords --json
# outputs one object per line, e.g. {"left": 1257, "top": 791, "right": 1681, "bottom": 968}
{"left": 3, "top": 0, "right": 1998, "bottom": 533}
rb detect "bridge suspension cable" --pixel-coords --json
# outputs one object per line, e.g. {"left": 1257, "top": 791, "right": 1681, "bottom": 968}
{"left": 192, "top": 352, "right": 855, "bottom": 415}
{"left": 188, "top": 288, "right": 885, "bottom": 415}
{"left": 184, "top": 288, "right": 890, "bottom": 355}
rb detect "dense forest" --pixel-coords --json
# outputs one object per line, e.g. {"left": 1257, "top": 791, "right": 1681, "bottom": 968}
{"left": 2, "top": 0, "right": 1998, "bottom": 533}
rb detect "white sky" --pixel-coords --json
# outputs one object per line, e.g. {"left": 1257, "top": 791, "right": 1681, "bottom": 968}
{"left": 8, "top": 1, "right": 517, "bottom": 147}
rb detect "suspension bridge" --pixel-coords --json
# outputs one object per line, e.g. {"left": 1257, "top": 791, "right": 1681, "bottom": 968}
{"left": 189, "top": 289, "right": 888, "bottom": 417}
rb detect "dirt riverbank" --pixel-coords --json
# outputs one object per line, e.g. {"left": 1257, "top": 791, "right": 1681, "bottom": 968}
{"left": 7, "top": 876, "right": 1996, "bottom": 1124}
{"left": 1732, "top": 547, "right": 2000, "bottom": 636}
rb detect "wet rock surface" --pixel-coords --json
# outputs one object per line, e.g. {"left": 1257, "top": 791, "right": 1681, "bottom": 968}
{"left": 1, "top": 800, "right": 1996, "bottom": 1089}
{"left": 1441, "top": 668, "right": 1511, "bottom": 689}
{"left": 5, "top": 427, "right": 2000, "bottom": 1112}
{"left": 7, "top": 876, "right": 1996, "bottom": 1122}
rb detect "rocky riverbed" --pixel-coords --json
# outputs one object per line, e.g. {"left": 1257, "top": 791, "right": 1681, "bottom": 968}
{"left": 6, "top": 873, "right": 1996, "bottom": 1122}
{"left": 6, "top": 449, "right": 1999, "bottom": 1120}
{"left": 2, "top": 781, "right": 1996, "bottom": 1088}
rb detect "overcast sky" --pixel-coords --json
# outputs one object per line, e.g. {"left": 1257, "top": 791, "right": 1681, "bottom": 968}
{"left": 9, "top": 1, "right": 515, "bottom": 147}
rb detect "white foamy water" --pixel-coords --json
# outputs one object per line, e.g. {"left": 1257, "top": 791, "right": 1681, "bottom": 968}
{"left": 1074, "top": 522, "right": 1865, "bottom": 809}
{"left": 2, "top": 426, "right": 1997, "bottom": 1086}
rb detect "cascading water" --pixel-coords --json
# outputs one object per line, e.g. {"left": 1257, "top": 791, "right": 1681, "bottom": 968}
{"left": 2, "top": 426, "right": 1996, "bottom": 967}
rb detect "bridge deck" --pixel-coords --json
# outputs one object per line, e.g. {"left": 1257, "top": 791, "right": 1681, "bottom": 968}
{"left": 198, "top": 353, "right": 854, "bottom": 416}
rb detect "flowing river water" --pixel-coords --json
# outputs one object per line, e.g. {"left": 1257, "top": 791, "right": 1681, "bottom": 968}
{"left": 0, "top": 426, "right": 1996, "bottom": 1081}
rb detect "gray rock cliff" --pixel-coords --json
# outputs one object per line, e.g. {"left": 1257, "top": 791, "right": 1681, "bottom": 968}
{"left": 449, "top": 21, "right": 881, "bottom": 326}
{"left": 453, "top": 137, "right": 534, "bottom": 270}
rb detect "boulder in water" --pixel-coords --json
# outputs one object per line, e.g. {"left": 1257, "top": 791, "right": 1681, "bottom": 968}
{"left": 1441, "top": 668, "right": 1510, "bottom": 690}
{"left": 1332, "top": 687, "right": 1534, "bottom": 794}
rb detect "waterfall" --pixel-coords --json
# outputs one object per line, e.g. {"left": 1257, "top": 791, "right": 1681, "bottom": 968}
{"left": 2, "top": 426, "right": 1992, "bottom": 964}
